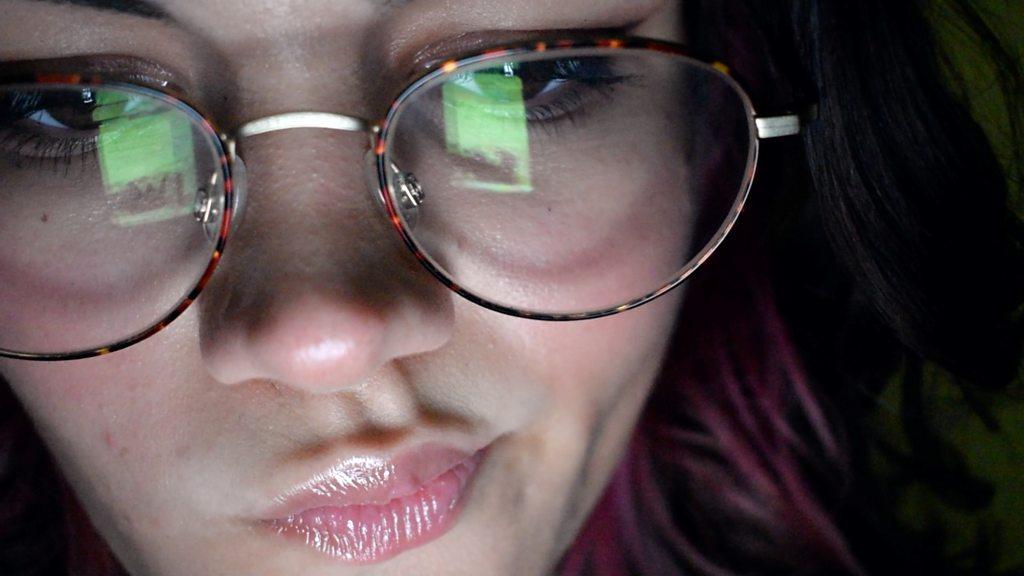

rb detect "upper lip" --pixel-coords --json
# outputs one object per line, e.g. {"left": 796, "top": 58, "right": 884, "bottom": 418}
{"left": 258, "top": 441, "right": 485, "bottom": 520}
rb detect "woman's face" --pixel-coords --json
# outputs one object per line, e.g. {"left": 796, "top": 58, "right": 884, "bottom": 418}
{"left": 0, "top": 1, "right": 686, "bottom": 574}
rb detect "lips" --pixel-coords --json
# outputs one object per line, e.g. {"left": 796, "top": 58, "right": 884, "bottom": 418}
{"left": 258, "top": 442, "right": 489, "bottom": 564}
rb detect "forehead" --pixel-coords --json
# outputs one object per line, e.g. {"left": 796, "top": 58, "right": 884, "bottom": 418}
{"left": 0, "top": 0, "right": 681, "bottom": 122}
{"left": 13, "top": 0, "right": 670, "bottom": 36}
{"left": 1, "top": 0, "right": 677, "bottom": 74}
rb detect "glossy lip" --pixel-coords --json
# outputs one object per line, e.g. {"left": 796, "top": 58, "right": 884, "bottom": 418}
{"left": 257, "top": 441, "right": 491, "bottom": 564}
{"left": 263, "top": 443, "right": 482, "bottom": 516}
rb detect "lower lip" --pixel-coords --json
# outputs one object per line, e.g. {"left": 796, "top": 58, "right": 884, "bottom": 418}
{"left": 264, "top": 449, "right": 486, "bottom": 564}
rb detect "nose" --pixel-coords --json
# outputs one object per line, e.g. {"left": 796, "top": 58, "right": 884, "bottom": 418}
{"left": 198, "top": 128, "right": 454, "bottom": 394}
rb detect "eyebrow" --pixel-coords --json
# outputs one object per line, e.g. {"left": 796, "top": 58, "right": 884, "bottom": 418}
{"left": 30, "top": 0, "right": 168, "bottom": 19}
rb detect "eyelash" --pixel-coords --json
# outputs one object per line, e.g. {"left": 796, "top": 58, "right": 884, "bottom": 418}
{"left": 0, "top": 91, "right": 101, "bottom": 176}
{"left": 0, "top": 129, "right": 99, "bottom": 176}
{"left": 0, "top": 53, "right": 634, "bottom": 177}
{"left": 515, "top": 58, "right": 633, "bottom": 135}
{"left": 523, "top": 81, "right": 625, "bottom": 134}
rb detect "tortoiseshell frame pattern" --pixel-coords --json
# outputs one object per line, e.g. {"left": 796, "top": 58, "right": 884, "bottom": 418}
{"left": 0, "top": 72, "right": 235, "bottom": 361}
{"left": 375, "top": 36, "right": 762, "bottom": 321}
{"left": 0, "top": 35, "right": 780, "bottom": 360}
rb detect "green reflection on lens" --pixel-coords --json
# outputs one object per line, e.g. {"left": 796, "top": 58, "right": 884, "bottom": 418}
{"left": 94, "top": 90, "right": 197, "bottom": 227}
{"left": 443, "top": 65, "right": 533, "bottom": 193}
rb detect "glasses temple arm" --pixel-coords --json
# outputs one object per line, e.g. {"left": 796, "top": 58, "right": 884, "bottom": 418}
{"left": 754, "top": 105, "right": 818, "bottom": 139}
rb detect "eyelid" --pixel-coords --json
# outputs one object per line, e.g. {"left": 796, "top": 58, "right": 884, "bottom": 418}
{"left": 0, "top": 54, "right": 191, "bottom": 96}
{"left": 403, "top": 27, "right": 634, "bottom": 82}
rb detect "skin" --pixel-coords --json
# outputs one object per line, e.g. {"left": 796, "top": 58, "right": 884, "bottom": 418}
{"left": 0, "top": 0, "right": 691, "bottom": 574}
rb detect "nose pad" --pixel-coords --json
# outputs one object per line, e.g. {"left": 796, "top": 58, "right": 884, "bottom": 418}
{"left": 228, "top": 155, "right": 248, "bottom": 231}
{"left": 363, "top": 150, "right": 424, "bottom": 230}
{"left": 194, "top": 156, "right": 248, "bottom": 241}
{"left": 193, "top": 180, "right": 220, "bottom": 242}
{"left": 391, "top": 163, "right": 424, "bottom": 213}
{"left": 195, "top": 181, "right": 220, "bottom": 239}
{"left": 364, "top": 149, "right": 386, "bottom": 209}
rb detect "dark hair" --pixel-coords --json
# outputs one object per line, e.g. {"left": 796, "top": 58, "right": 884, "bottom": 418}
{"left": 559, "top": 0, "right": 1023, "bottom": 574}
{"left": 1, "top": 1, "right": 1021, "bottom": 575}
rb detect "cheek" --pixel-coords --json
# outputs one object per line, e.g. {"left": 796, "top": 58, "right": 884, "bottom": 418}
{"left": 518, "top": 287, "right": 682, "bottom": 396}
{"left": 424, "top": 281, "right": 683, "bottom": 447}
{"left": 449, "top": 290, "right": 683, "bottom": 561}
{"left": 517, "top": 296, "right": 679, "bottom": 520}
{"left": 457, "top": 285, "right": 683, "bottom": 480}
{"left": 0, "top": 330, "right": 201, "bottom": 533}
{"left": 4, "top": 359, "right": 141, "bottom": 456}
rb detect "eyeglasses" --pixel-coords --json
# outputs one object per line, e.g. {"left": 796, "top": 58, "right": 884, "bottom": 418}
{"left": 0, "top": 36, "right": 804, "bottom": 361}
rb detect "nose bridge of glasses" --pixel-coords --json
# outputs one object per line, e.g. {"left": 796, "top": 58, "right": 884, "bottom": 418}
{"left": 234, "top": 111, "right": 376, "bottom": 141}
{"left": 229, "top": 111, "right": 424, "bottom": 230}
{"left": 225, "top": 110, "right": 384, "bottom": 226}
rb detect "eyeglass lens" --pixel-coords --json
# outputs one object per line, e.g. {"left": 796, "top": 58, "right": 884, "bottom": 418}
{"left": 0, "top": 85, "right": 226, "bottom": 355}
{"left": 382, "top": 48, "right": 755, "bottom": 317}
{"left": 0, "top": 46, "right": 755, "bottom": 356}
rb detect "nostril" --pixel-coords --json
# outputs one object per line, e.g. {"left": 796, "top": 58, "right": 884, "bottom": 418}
{"left": 201, "top": 288, "right": 392, "bottom": 393}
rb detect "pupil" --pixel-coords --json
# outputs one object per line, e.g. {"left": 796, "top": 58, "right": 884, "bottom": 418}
{"left": 1, "top": 89, "right": 100, "bottom": 131}
{"left": 515, "top": 60, "right": 565, "bottom": 101}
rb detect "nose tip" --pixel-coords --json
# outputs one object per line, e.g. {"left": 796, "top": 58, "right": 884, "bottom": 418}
{"left": 202, "top": 286, "right": 451, "bottom": 394}
{"left": 197, "top": 129, "right": 454, "bottom": 395}
{"left": 235, "top": 293, "right": 385, "bottom": 391}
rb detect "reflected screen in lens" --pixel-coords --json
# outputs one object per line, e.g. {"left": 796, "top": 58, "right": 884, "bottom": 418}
{"left": 385, "top": 47, "right": 754, "bottom": 316}
{"left": 0, "top": 84, "right": 226, "bottom": 355}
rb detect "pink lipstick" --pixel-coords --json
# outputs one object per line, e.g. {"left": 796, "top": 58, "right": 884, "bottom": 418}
{"left": 260, "top": 443, "right": 487, "bottom": 564}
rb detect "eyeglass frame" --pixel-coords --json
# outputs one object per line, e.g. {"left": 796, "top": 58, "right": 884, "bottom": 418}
{"left": 0, "top": 35, "right": 807, "bottom": 361}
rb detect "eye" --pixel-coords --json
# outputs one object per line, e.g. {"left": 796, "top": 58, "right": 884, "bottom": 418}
{"left": 522, "top": 77, "right": 567, "bottom": 100}
{"left": 27, "top": 108, "right": 72, "bottom": 129}
{"left": 447, "top": 56, "right": 630, "bottom": 128}
{"left": 0, "top": 88, "right": 102, "bottom": 166}
{"left": 451, "top": 61, "right": 576, "bottom": 102}
{"left": 5, "top": 89, "right": 102, "bottom": 133}
{"left": 517, "top": 59, "right": 590, "bottom": 100}
{"left": 512, "top": 57, "right": 630, "bottom": 124}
